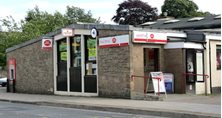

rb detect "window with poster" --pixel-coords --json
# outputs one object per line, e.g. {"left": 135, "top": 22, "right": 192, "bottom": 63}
{"left": 84, "top": 35, "right": 97, "bottom": 93}
{"left": 186, "top": 50, "right": 195, "bottom": 83}
{"left": 85, "top": 36, "right": 97, "bottom": 75}
{"left": 216, "top": 45, "right": 221, "bottom": 70}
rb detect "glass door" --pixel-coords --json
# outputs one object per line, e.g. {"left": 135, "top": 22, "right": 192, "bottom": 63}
{"left": 55, "top": 33, "right": 98, "bottom": 95}
{"left": 70, "top": 36, "right": 82, "bottom": 92}
{"left": 144, "top": 48, "right": 159, "bottom": 75}
{"left": 84, "top": 36, "right": 97, "bottom": 93}
{"left": 144, "top": 48, "right": 159, "bottom": 93}
{"left": 56, "top": 38, "right": 67, "bottom": 91}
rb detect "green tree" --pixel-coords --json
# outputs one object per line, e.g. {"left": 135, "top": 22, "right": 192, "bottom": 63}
{"left": 112, "top": 0, "right": 158, "bottom": 25}
{"left": 22, "top": 6, "right": 69, "bottom": 40}
{"left": 161, "top": 0, "right": 204, "bottom": 18}
{"left": 0, "top": 6, "right": 98, "bottom": 67}
{"left": 22, "top": 6, "right": 98, "bottom": 40}
{"left": 0, "top": 16, "right": 23, "bottom": 67}
{"left": 65, "top": 6, "right": 97, "bottom": 24}
{"left": 0, "top": 34, "right": 7, "bottom": 67}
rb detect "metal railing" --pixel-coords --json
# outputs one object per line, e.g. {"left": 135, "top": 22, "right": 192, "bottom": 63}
{"left": 131, "top": 75, "right": 163, "bottom": 96}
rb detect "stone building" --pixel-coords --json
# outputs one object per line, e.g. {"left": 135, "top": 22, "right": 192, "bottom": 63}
{"left": 141, "top": 15, "right": 221, "bottom": 94}
{"left": 6, "top": 23, "right": 221, "bottom": 99}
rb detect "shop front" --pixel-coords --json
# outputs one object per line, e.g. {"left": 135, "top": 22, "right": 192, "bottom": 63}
{"left": 129, "top": 30, "right": 166, "bottom": 98}
{"left": 54, "top": 29, "right": 98, "bottom": 96}
{"left": 6, "top": 24, "right": 131, "bottom": 97}
{"left": 6, "top": 24, "right": 220, "bottom": 99}
{"left": 164, "top": 31, "right": 208, "bottom": 94}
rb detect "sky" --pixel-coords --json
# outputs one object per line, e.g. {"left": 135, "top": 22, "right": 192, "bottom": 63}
{"left": 0, "top": 0, "right": 221, "bottom": 24}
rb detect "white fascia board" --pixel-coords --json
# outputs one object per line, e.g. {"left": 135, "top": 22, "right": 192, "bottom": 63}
{"left": 205, "top": 34, "right": 221, "bottom": 41}
{"left": 164, "top": 42, "right": 203, "bottom": 49}
{"left": 183, "top": 42, "right": 203, "bottom": 49}
{"left": 166, "top": 32, "right": 187, "bottom": 38}
{"left": 164, "top": 42, "right": 184, "bottom": 49}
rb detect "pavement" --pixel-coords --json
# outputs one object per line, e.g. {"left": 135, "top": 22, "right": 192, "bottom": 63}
{"left": 0, "top": 87, "right": 220, "bottom": 118}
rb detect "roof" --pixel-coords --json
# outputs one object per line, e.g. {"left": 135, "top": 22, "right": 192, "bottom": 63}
{"left": 6, "top": 24, "right": 130, "bottom": 53}
{"left": 141, "top": 15, "right": 221, "bottom": 30}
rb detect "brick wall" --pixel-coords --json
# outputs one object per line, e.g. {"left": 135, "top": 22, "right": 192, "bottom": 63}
{"left": 164, "top": 49, "right": 186, "bottom": 93}
{"left": 97, "top": 30, "right": 131, "bottom": 98}
{"left": 7, "top": 41, "right": 54, "bottom": 94}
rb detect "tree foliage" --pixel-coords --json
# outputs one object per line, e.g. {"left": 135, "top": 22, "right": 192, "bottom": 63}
{"left": 112, "top": 0, "right": 158, "bottom": 25}
{"left": 161, "top": 0, "right": 212, "bottom": 18}
{"left": 0, "top": 6, "right": 98, "bottom": 67}
{"left": 22, "top": 6, "right": 69, "bottom": 40}
{"left": 0, "top": 16, "right": 22, "bottom": 68}
{"left": 66, "top": 6, "right": 97, "bottom": 24}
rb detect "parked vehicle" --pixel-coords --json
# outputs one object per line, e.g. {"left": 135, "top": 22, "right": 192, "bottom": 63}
{"left": 0, "top": 77, "right": 7, "bottom": 87}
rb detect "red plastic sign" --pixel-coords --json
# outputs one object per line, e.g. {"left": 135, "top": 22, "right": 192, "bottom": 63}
{"left": 133, "top": 31, "right": 167, "bottom": 44}
{"left": 42, "top": 38, "right": 52, "bottom": 50}
{"left": 99, "top": 35, "right": 129, "bottom": 48}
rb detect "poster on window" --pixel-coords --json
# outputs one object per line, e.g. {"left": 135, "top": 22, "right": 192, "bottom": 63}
{"left": 196, "top": 52, "right": 204, "bottom": 82}
{"left": 217, "top": 45, "right": 221, "bottom": 70}
{"left": 59, "top": 43, "right": 67, "bottom": 52}
{"left": 87, "top": 39, "right": 96, "bottom": 61}
{"left": 187, "top": 56, "right": 194, "bottom": 73}
{"left": 60, "top": 52, "right": 67, "bottom": 61}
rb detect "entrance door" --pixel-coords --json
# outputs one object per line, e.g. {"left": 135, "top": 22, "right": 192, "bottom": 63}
{"left": 56, "top": 38, "right": 67, "bottom": 91}
{"left": 70, "top": 36, "right": 82, "bottom": 92}
{"left": 144, "top": 48, "right": 159, "bottom": 92}
{"left": 55, "top": 34, "right": 98, "bottom": 95}
{"left": 144, "top": 48, "right": 159, "bottom": 74}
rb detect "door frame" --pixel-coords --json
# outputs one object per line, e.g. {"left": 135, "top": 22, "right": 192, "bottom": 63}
{"left": 53, "top": 30, "right": 98, "bottom": 96}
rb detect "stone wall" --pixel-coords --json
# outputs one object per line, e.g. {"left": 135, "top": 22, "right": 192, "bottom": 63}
{"left": 98, "top": 30, "right": 131, "bottom": 98}
{"left": 164, "top": 49, "right": 186, "bottom": 93}
{"left": 130, "top": 44, "right": 165, "bottom": 99}
{"left": 7, "top": 41, "right": 54, "bottom": 94}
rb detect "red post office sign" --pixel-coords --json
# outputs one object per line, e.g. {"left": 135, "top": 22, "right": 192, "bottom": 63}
{"left": 133, "top": 31, "right": 167, "bottom": 44}
{"left": 42, "top": 38, "right": 53, "bottom": 50}
{"left": 62, "top": 28, "right": 74, "bottom": 37}
{"left": 99, "top": 35, "right": 129, "bottom": 48}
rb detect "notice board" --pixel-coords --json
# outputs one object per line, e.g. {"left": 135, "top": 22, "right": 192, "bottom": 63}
{"left": 150, "top": 72, "right": 166, "bottom": 94}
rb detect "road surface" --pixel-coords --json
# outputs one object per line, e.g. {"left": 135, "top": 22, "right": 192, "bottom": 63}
{"left": 0, "top": 101, "right": 167, "bottom": 118}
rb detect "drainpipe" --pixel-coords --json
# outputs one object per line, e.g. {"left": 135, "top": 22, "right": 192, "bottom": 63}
{"left": 209, "top": 41, "right": 212, "bottom": 94}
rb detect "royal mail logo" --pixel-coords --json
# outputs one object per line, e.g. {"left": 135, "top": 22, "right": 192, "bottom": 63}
{"left": 150, "top": 34, "right": 154, "bottom": 39}
{"left": 112, "top": 37, "right": 117, "bottom": 43}
{"left": 42, "top": 38, "right": 53, "bottom": 50}
{"left": 44, "top": 40, "right": 51, "bottom": 46}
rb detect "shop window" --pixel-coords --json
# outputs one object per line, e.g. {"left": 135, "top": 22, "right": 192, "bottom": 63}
{"left": 71, "top": 36, "right": 81, "bottom": 67}
{"left": 85, "top": 36, "right": 97, "bottom": 75}
{"left": 58, "top": 39, "right": 67, "bottom": 61}
{"left": 216, "top": 45, "right": 221, "bottom": 70}
{"left": 186, "top": 50, "right": 195, "bottom": 83}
